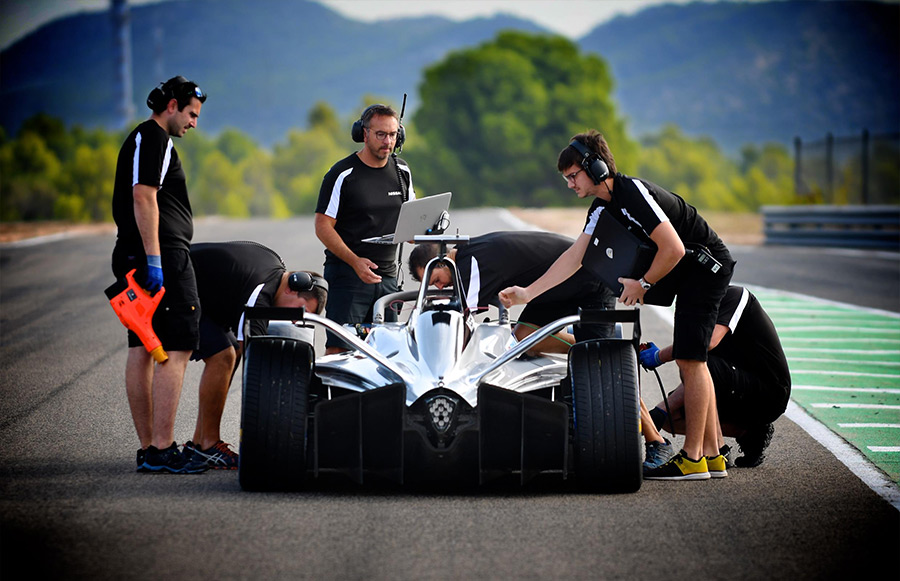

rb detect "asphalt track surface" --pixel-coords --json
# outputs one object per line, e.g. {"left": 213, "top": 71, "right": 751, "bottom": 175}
{"left": 1, "top": 209, "right": 898, "bottom": 580}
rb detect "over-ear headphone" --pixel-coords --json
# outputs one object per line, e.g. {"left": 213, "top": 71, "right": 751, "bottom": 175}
{"left": 288, "top": 271, "right": 329, "bottom": 294}
{"left": 146, "top": 76, "right": 206, "bottom": 111}
{"left": 351, "top": 104, "right": 406, "bottom": 152}
{"left": 569, "top": 139, "right": 609, "bottom": 185}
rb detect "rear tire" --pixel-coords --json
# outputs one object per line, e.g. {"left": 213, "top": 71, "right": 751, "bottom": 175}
{"left": 569, "top": 340, "right": 642, "bottom": 493}
{"left": 239, "top": 337, "right": 314, "bottom": 491}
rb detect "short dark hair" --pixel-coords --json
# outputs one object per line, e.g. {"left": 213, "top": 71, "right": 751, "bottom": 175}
{"left": 557, "top": 130, "right": 617, "bottom": 175}
{"left": 149, "top": 76, "right": 207, "bottom": 114}
{"left": 362, "top": 104, "right": 399, "bottom": 127}
{"left": 408, "top": 243, "right": 440, "bottom": 281}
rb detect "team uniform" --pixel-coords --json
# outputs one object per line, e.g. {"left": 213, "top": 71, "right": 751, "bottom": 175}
{"left": 584, "top": 173, "right": 735, "bottom": 361}
{"left": 453, "top": 231, "right": 615, "bottom": 338}
{"left": 708, "top": 286, "right": 791, "bottom": 426}
{"left": 316, "top": 153, "right": 415, "bottom": 347}
{"left": 189, "top": 242, "right": 287, "bottom": 360}
{"left": 111, "top": 119, "right": 199, "bottom": 352}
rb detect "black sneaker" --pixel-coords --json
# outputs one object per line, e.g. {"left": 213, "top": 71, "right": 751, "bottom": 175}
{"left": 136, "top": 448, "right": 148, "bottom": 473}
{"left": 182, "top": 440, "right": 197, "bottom": 461}
{"left": 736, "top": 423, "right": 775, "bottom": 468}
{"left": 142, "top": 442, "right": 208, "bottom": 474}
{"left": 191, "top": 440, "right": 239, "bottom": 470}
{"left": 719, "top": 444, "right": 735, "bottom": 469}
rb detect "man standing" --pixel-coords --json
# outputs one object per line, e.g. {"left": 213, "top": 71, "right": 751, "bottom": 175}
{"left": 408, "top": 231, "right": 615, "bottom": 354}
{"left": 315, "top": 104, "right": 414, "bottom": 354}
{"left": 500, "top": 130, "right": 735, "bottom": 481}
{"left": 185, "top": 241, "right": 328, "bottom": 470}
{"left": 111, "top": 76, "right": 207, "bottom": 473}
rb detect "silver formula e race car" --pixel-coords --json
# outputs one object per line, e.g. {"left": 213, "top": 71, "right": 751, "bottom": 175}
{"left": 239, "top": 236, "right": 643, "bottom": 493}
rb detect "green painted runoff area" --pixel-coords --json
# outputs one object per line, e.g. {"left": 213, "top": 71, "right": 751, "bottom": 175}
{"left": 749, "top": 286, "right": 900, "bottom": 483}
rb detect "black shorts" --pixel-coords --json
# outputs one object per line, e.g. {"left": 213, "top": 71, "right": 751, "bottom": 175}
{"left": 322, "top": 260, "right": 399, "bottom": 349}
{"left": 190, "top": 316, "right": 240, "bottom": 361}
{"left": 708, "top": 354, "right": 790, "bottom": 426}
{"left": 670, "top": 259, "right": 734, "bottom": 362}
{"left": 111, "top": 246, "right": 201, "bottom": 352}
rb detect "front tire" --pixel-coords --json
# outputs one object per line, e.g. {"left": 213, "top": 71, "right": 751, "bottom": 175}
{"left": 239, "top": 337, "right": 314, "bottom": 491}
{"left": 569, "top": 340, "right": 642, "bottom": 493}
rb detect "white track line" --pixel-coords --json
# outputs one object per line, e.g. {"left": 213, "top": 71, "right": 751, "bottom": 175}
{"left": 646, "top": 295, "right": 900, "bottom": 511}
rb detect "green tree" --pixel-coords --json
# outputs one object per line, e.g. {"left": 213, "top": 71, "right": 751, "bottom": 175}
{"left": 272, "top": 102, "right": 348, "bottom": 214}
{"left": 55, "top": 142, "right": 118, "bottom": 221}
{"left": 411, "top": 31, "right": 637, "bottom": 208}
{"left": 638, "top": 125, "right": 744, "bottom": 211}
{"left": 0, "top": 131, "right": 62, "bottom": 220}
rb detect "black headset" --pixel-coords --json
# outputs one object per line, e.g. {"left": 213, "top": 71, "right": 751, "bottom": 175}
{"left": 146, "top": 76, "right": 206, "bottom": 111}
{"left": 288, "top": 271, "right": 329, "bottom": 294}
{"left": 568, "top": 139, "right": 609, "bottom": 185}
{"left": 351, "top": 104, "right": 406, "bottom": 152}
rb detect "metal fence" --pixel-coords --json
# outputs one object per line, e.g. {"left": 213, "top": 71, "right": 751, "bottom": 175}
{"left": 794, "top": 130, "right": 900, "bottom": 205}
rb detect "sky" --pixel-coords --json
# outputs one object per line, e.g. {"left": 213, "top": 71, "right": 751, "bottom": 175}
{"left": 0, "top": 0, "right": 706, "bottom": 50}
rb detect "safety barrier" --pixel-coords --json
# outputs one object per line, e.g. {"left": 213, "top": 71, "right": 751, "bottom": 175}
{"left": 762, "top": 205, "right": 900, "bottom": 250}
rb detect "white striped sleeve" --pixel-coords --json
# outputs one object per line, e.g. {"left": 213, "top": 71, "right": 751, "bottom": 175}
{"left": 632, "top": 178, "right": 669, "bottom": 223}
{"left": 726, "top": 287, "right": 751, "bottom": 333}
{"left": 131, "top": 132, "right": 142, "bottom": 186}
{"left": 324, "top": 167, "right": 354, "bottom": 218}
{"left": 583, "top": 206, "right": 603, "bottom": 234}
{"left": 466, "top": 256, "right": 481, "bottom": 309}
{"left": 158, "top": 138, "right": 173, "bottom": 188}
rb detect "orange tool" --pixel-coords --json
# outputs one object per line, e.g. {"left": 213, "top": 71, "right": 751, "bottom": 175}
{"left": 104, "top": 269, "right": 168, "bottom": 363}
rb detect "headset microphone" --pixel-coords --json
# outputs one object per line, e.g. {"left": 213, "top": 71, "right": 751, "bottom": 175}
{"left": 395, "top": 93, "right": 407, "bottom": 153}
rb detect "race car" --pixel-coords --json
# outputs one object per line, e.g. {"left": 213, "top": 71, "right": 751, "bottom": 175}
{"left": 238, "top": 235, "right": 643, "bottom": 493}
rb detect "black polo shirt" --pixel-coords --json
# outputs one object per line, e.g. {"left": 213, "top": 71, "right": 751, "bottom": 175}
{"left": 454, "top": 231, "right": 600, "bottom": 309}
{"left": 315, "top": 153, "right": 414, "bottom": 277}
{"left": 190, "top": 242, "right": 285, "bottom": 338}
{"left": 713, "top": 286, "right": 791, "bottom": 390}
{"left": 112, "top": 119, "right": 192, "bottom": 254}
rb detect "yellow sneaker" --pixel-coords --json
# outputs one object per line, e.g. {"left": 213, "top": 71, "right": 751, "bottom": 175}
{"left": 644, "top": 451, "right": 710, "bottom": 480}
{"left": 706, "top": 454, "right": 728, "bottom": 478}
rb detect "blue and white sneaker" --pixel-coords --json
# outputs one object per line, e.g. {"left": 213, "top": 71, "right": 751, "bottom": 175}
{"left": 190, "top": 441, "right": 239, "bottom": 470}
{"left": 643, "top": 438, "right": 675, "bottom": 470}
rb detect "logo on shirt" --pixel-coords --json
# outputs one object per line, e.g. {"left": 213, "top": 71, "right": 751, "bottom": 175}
{"left": 387, "top": 190, "right": 403, "bottom": 196}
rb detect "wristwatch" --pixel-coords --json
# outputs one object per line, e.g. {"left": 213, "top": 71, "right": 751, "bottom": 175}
{"left": 638, "top": 277, "right": 654, "bottom": 291}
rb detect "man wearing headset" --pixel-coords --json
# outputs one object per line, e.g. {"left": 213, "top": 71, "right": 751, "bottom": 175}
{"left": 184, "top": 241, "right": 328, "bottom": 470}
{"left": 408, "top": 231, "right": 616, "bottom": 355}
{"left": 500, "top": 130, "right": 736, "bottom": 481}
{"left": 111, "top": 76, "right": 207, "bottom": 474}
{"left": 315, "top": 104, "right": 415, "bottom": 354}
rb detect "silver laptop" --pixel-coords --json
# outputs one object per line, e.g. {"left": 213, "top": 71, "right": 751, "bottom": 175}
{"left": 363, "top": 192, "right": 452, "bottom": 245}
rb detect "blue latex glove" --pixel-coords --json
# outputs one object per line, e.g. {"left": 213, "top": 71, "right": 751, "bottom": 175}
{"left": 144, "top": 254, "right": 164, "bottom": 293}
{"left": 639, "top": 342, "right": 662, "bottom": 369}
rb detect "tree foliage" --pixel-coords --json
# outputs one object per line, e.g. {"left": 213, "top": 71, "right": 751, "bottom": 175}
{"left": 409, "top": 31, "right": 637, "bottom": 207}
{"left": 0, "top": 31, "right": 802, "bottom": 224}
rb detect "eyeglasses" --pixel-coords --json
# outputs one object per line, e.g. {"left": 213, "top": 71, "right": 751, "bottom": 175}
{"left": 562, "top": 168, "right": 584, "bottom": 183}
{"left": 367, "top": 129, "right": 398, "bottom": 141}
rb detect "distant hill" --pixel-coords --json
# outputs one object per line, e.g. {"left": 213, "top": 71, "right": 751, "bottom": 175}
{"left": 1, "top": 0, "right": 896, "bottom": 152}
{"left": 0, "top": 0, "right": 545, "bottom": 145}
{"left": 584, "top": 0, "right": 900, "bottom": 150}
